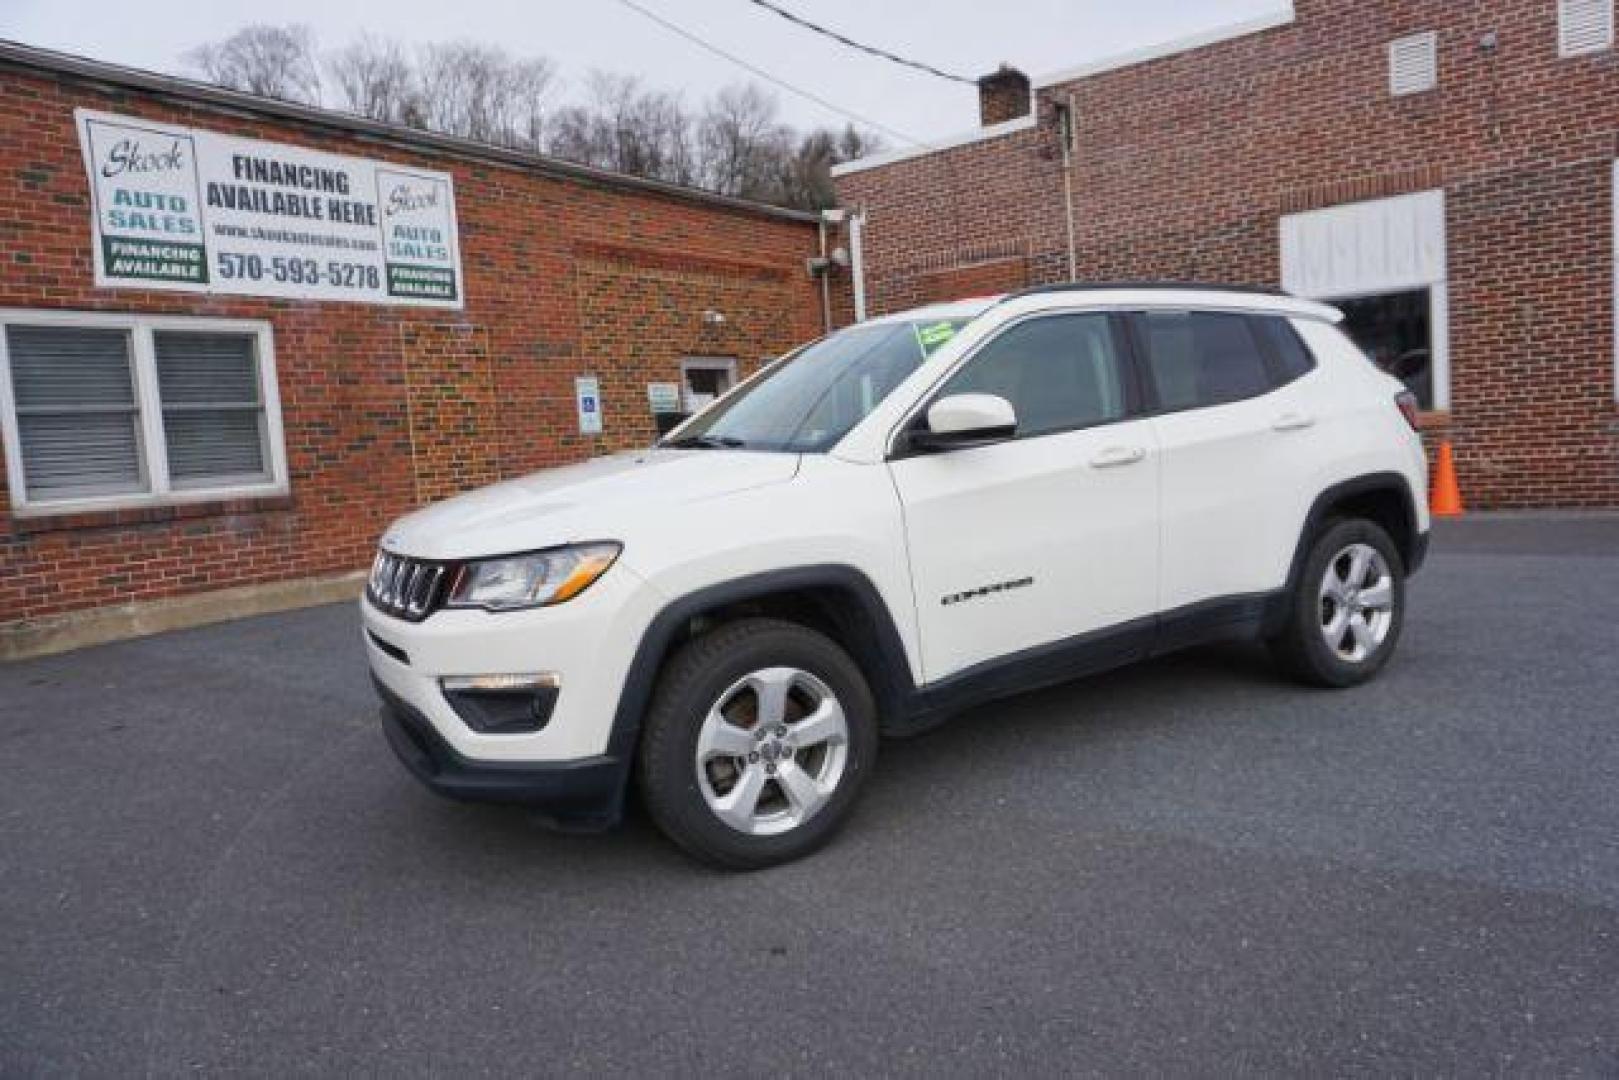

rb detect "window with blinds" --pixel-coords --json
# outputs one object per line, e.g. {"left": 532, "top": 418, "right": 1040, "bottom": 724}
{"left": 0, "top": 314, "right": 283, "bottom": 512}
{"left": 6, "top": 326, "right": 146, "bottom": 501}
{"left": 154, "top": 332, "right": 269, "bottom": 487}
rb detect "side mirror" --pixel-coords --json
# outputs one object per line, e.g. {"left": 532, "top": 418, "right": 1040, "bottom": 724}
{"left": 908, "top": 393, "right": 1017, "bottom": 453}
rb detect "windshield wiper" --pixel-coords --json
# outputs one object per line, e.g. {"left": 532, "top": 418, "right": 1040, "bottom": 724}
{"left": 661, "top": 434, "right": 747, "bottom": 449}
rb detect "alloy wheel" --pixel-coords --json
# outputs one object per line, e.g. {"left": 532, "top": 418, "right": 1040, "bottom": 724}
{"left": 694, "top": 667, "right": 850, "bottom": 836}
{"left": 1318, "top": 542, "right": 1395, "bottom": 663}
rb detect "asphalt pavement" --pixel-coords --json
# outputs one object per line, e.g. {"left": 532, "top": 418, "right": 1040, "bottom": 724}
{"left": 2, "top": 514, "right": 1617, "bottom": 1075}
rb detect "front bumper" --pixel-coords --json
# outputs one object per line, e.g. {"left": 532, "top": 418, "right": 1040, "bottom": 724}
{"left": 361, "top": 556, "right": 663, "bottom": 828}
{"left": 375, "top": 676, "right": 628, "bottom": 830}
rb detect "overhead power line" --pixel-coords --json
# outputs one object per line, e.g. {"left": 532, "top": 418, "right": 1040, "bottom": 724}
{"left": 606, "top": 0, "right": 929, "bottom": 148}
{"left": 740, "top": 0, "right": 977, "bottom": 85}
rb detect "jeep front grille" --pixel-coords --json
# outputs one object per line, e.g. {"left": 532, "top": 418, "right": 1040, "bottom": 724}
{"left": 367, "top": 551, "right": 450, "bottom": 621}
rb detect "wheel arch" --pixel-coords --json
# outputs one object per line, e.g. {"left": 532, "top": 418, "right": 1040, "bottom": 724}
{"left": 605, "top": 566, "right": 918, "bottom": 767}
{"left": 1282, "top": 473, "right": 1426, "bottom": 602}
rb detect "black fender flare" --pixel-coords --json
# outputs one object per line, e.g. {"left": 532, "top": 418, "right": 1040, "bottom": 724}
{"left": 1271, "top": 472, "right": 1426, "bottom": 631}
{"left": 601, "top": 563, "right": 919, "bottom": 774}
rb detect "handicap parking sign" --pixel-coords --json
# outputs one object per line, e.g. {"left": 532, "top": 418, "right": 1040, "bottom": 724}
{"left": 575, "top": 376, "right": 603, "bottom": 435}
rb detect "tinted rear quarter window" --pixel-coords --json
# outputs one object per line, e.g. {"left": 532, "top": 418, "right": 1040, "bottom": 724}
{"left": 1252, "top": 316, "right": 1317, "bottom": 385}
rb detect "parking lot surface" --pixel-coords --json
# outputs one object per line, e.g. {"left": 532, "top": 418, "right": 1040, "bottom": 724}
{"left": 3, "top": 514, "right": 1617, "bottom": 1075}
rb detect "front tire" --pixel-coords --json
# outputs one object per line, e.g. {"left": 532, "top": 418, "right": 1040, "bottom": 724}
{"left": 1269, "top": 518, "right": 1406, "bottom": 688}
{"left": 637, "top": 618, "right": 878, "bottom": 870}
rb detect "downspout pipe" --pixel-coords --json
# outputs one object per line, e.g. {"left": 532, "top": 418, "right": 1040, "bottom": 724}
{"left": 850, "top": 210, "right": 868, "bottom": 322}
{"left": 1059, "top": 94, "right": 1078, "bottom": 282}
{"left": 817, "top": 215, "right": 832, "bottom": 334}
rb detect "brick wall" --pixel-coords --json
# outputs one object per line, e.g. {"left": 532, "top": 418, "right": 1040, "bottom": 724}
{"left": 0, "top": 62, "right": 840, "bottom": 627}
{"left": 837, "top": 0, "right": 1619, "bottom": 508}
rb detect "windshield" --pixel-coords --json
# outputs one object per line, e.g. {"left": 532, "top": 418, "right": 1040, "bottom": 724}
{"left": 664, "top": 317, "right": 969, "bottom": 452}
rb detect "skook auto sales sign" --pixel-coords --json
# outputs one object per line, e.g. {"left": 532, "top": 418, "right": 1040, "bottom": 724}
{"left": 75, "top": 109, "right": 464, "bottom": 308}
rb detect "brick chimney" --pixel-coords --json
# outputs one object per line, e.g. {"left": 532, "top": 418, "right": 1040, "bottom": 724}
{"left": 977, "top": 64, "right": 1031, "bottom": 127}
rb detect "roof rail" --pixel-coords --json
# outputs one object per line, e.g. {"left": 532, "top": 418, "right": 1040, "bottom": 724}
{"left": 1006, "top": 280, "right": 1293, "bottom": 300}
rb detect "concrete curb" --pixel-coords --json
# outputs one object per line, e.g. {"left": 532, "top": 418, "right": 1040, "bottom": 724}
{"left": 0, "top": 571, "right": 368, "bottom": 662}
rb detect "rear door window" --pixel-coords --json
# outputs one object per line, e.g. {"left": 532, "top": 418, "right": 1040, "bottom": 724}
{"left": 1137, "top": 311, "right": 1272, "bottom": 411}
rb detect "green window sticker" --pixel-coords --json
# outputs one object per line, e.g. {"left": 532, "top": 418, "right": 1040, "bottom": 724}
{"left": 915, "top": 320, "right": 960, "bottom": 356}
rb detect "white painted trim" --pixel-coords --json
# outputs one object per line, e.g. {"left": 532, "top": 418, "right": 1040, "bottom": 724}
{"left": 1431, "top": 282, "right": 1451, "bottom": 411}
{"left": 830, "top": 114, "right": 1037, "bottom": 178}
{"left": 130, "top": 323, "right": 167, "bottom": 494}
{"left": 0, "top": 308, "right": 289, "bottom": 517}
{"left": 1032, "top": 6, "right": 1297, "bottom": 88}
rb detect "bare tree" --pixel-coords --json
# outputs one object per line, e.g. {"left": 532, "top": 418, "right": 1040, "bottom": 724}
{"left": 326, "top": 35, "right": 420, "bottom": 125}
{"left": 774, "top": 123, "right": 886, "bottom": 210}
{"left": 185, "top": 24, "right": 322, "bottom": 104}
{"left": 416, "top": 41, "right": 556, "bottom": 149}
{"left": 184, "top": 25, "right": 885, "bottom": 211}
{"left": 698, "top": 84, "right": 793, "bottom": 201}
{"left": 547, "top": 72, "right": 694, "bottom": 184}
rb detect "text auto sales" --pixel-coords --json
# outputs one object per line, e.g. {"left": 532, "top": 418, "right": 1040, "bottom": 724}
{"left": 208, "top": 154, "right": 376, "bottom": 225}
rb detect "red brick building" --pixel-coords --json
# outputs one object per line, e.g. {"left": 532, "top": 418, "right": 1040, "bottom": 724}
{"left": 0, "top": 43, "right": 848, "bottom": 654}
{"left": 835, "top": 0, "right": 1619, "bottom": 508}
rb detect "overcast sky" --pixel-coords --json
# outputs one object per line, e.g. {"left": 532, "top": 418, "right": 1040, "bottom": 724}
{"left": 1, "top": 0, "right": 1288, "bottom": 145}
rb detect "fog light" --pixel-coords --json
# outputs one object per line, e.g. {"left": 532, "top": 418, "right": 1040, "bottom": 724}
{"left": 440, "top": 673, "right": 560, "bottom": 734}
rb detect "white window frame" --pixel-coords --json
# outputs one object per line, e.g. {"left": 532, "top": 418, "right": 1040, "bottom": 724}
{"left": 1559, "top": 0, "right": 1615, "bottom": 57}
{"left": 1307, "top": 284, "right": 1450, "bottom": 411}
{"left": 1280, "top": 189, "right": 1450, "bottom": 410}
{"left": 0, "top": 309, "right": 288, "bottom": 517}
{"left": 679, "top": 357, "right": 739, "bottom": 411}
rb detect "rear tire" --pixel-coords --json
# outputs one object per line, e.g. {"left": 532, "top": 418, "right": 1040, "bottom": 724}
{"left": 636, "top": 617, "right": 878, "bottom": 870}
{"left": 1268, "top": 518, "right": 1406, "bottom": 688}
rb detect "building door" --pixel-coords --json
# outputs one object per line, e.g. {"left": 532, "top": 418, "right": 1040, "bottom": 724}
{"left": 1280, "top": 189, "right": 1449, "bottom": 410}
{"left": 681, "top": 358, "right": 738, "bottom": 412}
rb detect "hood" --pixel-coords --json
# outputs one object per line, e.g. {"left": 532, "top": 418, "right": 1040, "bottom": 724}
{"left": 380, "top": 448, "right": 800, "bottom": 560}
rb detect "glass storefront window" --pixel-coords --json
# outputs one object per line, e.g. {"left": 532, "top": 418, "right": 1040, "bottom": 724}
{"left": 1335, "top": 289, "right": 1434, "bottom": 409}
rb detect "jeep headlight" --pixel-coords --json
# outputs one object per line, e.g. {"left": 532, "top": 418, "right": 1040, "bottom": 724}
{"left": 446, "top": 542, "right": 621, "bottom": 611}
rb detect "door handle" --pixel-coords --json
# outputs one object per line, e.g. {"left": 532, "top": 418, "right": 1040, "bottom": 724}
{"left": 1089, "top": 445, "right": 1146, "bottom": 468}
{"left": 1272, "top": 412, "right": 1316, "bottom": 432}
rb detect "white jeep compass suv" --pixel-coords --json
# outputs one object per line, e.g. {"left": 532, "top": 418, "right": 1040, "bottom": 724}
{"left": 363, "top": 284, "right": 1430, "bottom": 869}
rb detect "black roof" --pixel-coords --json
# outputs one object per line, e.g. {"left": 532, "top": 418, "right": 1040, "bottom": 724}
{"left": 1007, "top": 281, "right": 1293, "bottom": 300}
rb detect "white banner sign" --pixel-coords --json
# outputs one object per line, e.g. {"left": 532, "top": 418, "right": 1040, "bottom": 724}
{"left": 75, "top": 108, "right": 464, "bottom": 308}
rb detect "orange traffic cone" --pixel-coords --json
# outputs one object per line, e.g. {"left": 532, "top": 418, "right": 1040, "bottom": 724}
{"left": 1430, "top": 440, "right": 1465, "bottom": 517}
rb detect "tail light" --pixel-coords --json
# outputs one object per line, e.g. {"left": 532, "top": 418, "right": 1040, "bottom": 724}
{"left": 1394, "top": 391, "right": 1421, "bottom": 432}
